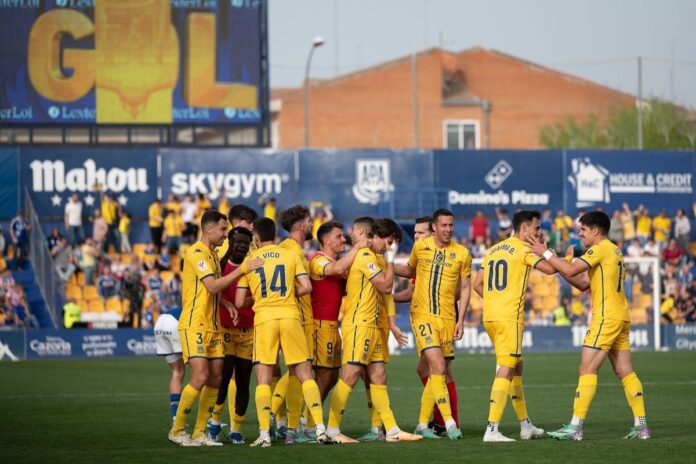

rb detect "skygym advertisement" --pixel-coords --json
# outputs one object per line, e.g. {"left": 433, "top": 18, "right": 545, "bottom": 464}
{"left": 0, "top": 0, "right": 267, "bottom": 125}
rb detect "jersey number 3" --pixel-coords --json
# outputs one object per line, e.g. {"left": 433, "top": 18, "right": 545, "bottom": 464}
{"left": 255, "top": 265, "right": 288, "bottom": 297}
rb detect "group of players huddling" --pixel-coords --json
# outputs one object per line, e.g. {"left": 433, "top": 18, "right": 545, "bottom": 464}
{"left": 156, "top": 203, "right": 650, "bottom": 448}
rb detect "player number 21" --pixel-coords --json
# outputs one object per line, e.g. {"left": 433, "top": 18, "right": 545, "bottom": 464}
{"left": 255, "top": 265, "right": 288, "bottom": 297}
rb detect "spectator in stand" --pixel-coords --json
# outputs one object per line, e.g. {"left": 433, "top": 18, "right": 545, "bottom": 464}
{"left": 142, "top": 242, "right": 157, "bottom": 271}
{"left": 9, "top": 210, "right": 30, "bottom": 270}
{"left": 80, "top": 238, "right": 100, "bottom": 285}
{"left": 258, "top": 193, "right": 277, "bottom": 221}
{"left": 110, "top": 254, "right": 126, "bottom": 286}
{"left": 469, "top": 209, "right": 489, "bottom": 243}
{"left": 51, "top": 237, "right": 76, "bottom": 283}
{"left": 540, "top": 208, "right": 553, "bottom": 234}
{"left": 662, "top": 239, "right": 686, "bottom": 268}
{"left": 165, "top": 194, "right": 183, "bottom": 218}
{"left": 553, "top": 209, "right": 573, "bottom": 247}
{"left": 195, "top": 193, "right": 212, "bottom": 226}
{"left": 63, "top": 298, "right": 81, "bottom": 328}
{"left": 653, "top": 209, "right": 671, "bottom": 251}
{"left": 635, "top": 206, "right": 652, "bottom": 245}
{"left": 674, "top": 209, "right": 691, "bottom": 257}
{"left": 495, "top": 208, "right": 512, "bottom": 241}
{"left": 620, "top": 203, "right": 636, "bottom": 242}
{"left": 643, "top": 237, "right": 660, "bottom": 258}
{"left": 146, "top": 268, "right": 164, "bottom": 301}
{"left": 65, "top": 193, "right": 84, "bottom": 245}
{"left": 217, "top": 192, "right": 231, "bottom": 219}
{"left": 155, "top": 250, "right": 172, "bottom": 271}
{"left": 127, "top": 253, "right": 144, "bottom": 277}
{"left": 140, "top": 298, "right": 157, "bottom": 329}
{"left": 148, "top": 198, "right": 164, "bottom": 253}
{"left": 677, "top": 263, "right": 694, "bottom": 289}
{"left": 100, "top": 192, "right": 119, "bottom": 253}
{"left": 96, "top": 266, "right": 118, "bottom": 301}
{"left": 470, "top": 236, "right": 488, "bottom": 259}
{"left": 47, "top": 227, "right": 62, "bottom": 251}
{"left": 609, "top": 210, "right": 623, "bottom": 244}
{"left": 12, "top": 287, "right": 38, "bottom": 328}
{"left": 119, "top": 211, "right": 132, "bottom": 254}
{"left": 180, "top": 194, "right": 199, "bottom": 244}
{"left": 310, "top": 202, "right": 333, "bottom": 240}
{"left": 91, "top": 209, "right": 108, "bottom": 252}
{"left": 121, "top": 269, "right": 144, "bottom": 326}
{"left": 661, "top": 265, "right": 680, "bottom": 299}
{"left": 162, "top": 209, "right": 185, "bottom": 255}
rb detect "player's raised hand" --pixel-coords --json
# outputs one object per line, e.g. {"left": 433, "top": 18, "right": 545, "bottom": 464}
{"left": 525, "top": 234, "right": 548, "bottom": 257}
{"left": 385, "top": 241, "right": 399, "bottom": 263}
{"left": 565, "top": 245, "right": 575, "bottom": 259}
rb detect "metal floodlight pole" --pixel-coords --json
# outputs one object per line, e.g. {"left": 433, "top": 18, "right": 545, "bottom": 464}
{"left": 304, "top": 36, "right": 325, "bottom": 148}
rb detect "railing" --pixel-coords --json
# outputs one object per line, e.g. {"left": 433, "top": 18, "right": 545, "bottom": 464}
{"left": 25, "top": 189, "right": 62, "bottom": 328}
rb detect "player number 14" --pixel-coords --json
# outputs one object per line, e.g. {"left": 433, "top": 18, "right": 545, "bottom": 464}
{"left": 255, "top": 265, "right": 288, "bottom": 297}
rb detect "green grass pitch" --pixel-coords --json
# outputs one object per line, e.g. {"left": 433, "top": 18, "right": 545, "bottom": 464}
{"left": 2, "top": 351, "right": 696, "bottom": 463}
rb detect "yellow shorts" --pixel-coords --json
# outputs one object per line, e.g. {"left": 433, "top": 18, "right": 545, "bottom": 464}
{"left": 180, "top": 329, "right": 223, "bottom": 364}
{"left": 410, "top": 314, "right": 455, "bottom": 359}
{"left": 254, "top": 318, "right": 309, "bottom": 366}
{"left": 313, "top": 319, "right": 342, "bottom": 369}
{"left": 341, "top": 325, "right": 383, "bottom": 366}
{"left": 379, "top": 327, "right": 391, "bottom": 364}
{"left": 221, "top": 326, "right": 254, "bottom": 360}
{"left": 304, "top": 322, "right": 315, "bottom": 362}
{"left": 583, "top": 318, "right": 631, "bottom": 351}
{"left": 483, "top": 321, "right": 523, "bottom": 368}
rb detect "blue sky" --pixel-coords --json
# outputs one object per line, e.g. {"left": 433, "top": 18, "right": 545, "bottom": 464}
{"left": 269, "top": 0, "right": 696, "bottom": 109}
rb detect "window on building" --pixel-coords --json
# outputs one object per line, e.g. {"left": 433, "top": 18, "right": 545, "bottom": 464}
{"left": 443, "top": 120, "right": 479, "bottom": 149}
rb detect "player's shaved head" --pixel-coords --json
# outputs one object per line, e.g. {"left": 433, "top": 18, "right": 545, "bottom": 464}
{"left": 317, "top": 221, "right": 343, "bottom": 246}
{"left": 201, "top": 209, "right": 227, "bottom": 229}
{"left": 253, "top": 217, "right": 277, "bottom": 242}
{"left": 353, "top": 216, "right": 375, "bottom": 238}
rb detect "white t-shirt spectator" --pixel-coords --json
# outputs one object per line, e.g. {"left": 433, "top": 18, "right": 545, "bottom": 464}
{"left": 181, "top": 201, "right": 198, "bottom": 224}
{"left": 65, "top": 201, "right": 83, "bottom": 226}
{"left": 674, "top": 215, "right": 691, "bottom": 237}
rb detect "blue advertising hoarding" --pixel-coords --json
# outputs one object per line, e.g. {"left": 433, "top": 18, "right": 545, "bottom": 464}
{"left": 19, "top": 147, "right": 158, "bottom": 218}
{"left": 564, "top": 150, "right": 694, "bottom": 213}
{"left": 0, "top": 1, "right": 267, "bottom": 125}
{"left": 0, "top": 148, "right": 19, "bottom": 218}
{"left": 434, "top": 150, "right": 565, "bottom": 216}
{"left": 159, "top": 148, "right": 298, "bottom": 209}
{"left": 298, "top": 149, "right": 433, "bottom": 218}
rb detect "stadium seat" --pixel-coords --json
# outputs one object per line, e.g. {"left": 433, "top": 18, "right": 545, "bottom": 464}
{"left": 133, "top": 243, "right": 147, "bottom": 257}
{"left": 121, "top": 254, "right": 131, "bottom": 265}
{"left": 106, "top": 297, "right": 122, "bottom": 313}
{"left": 121, "top": 299, "right": 131, "bottom": 314}
{"left": 82, "top": 285, "right": 99, "bottom": 300}
{"left": 66, "top": 285, "right": 82, "bottom": 300}
{"left": 88, "top": 298, "right": 105, "bottom": 312}
{"left": 77, "top": 273, "right": 86, "bottom": 286}
{"left": 76, "top": 299, "right": 88, "bottom": 312}
{"left": 161, "top": 271, "right": 174, "bottom": 284}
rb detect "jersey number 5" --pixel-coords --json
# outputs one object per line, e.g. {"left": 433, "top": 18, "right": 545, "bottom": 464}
{"left": 255, "top": 265, "right": 288, "bottom": 297}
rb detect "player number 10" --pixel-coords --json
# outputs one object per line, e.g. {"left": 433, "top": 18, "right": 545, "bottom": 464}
{"left": 486, "top": 260, "right": 508, "bottom": 291}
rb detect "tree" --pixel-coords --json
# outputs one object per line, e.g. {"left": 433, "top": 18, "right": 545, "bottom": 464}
{"left": 540, "top": 99, "right": 696, "bottom": 149}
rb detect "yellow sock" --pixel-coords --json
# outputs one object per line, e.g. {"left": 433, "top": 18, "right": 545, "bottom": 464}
{"left": 366, "top": 388, "right": 381, "bottom": 427}
{"left": 487, "top": 377, "right": 511, "bottom": 423}
{"left": 302, "top": 380, "right": 325, "bottom": 428}
{"left": 305, "top": 406, "right": 317, "bottom": 428}
{"left": 255, "top": 384, "right": 272, "bottom": 432}
{"left": 231, "top": 413, "right": 245, "bottom": 433}
{"left": 418, "top": 378, "right": 435, "bottom": 424}
{"left": 430, "top": 374, "right": 453, "bottom": 422}
{"left": 509, "top": 376, "right": 529, "bottom": 421}
{"left": 192, "top": 386, "right": 219, "bottom": 439}
{"left": 621, "top": 372, "right": 646, "bottom": 418}
{"left": 170, "top": 384, "right": 199, "bottom": 434}
{"left": 328, "top": 379, "right": 352, "bottom": 429}
{"left": 287, "top": 375, "right": 304, "bottom": 429}
{"left": 370, "top": 384, "right": 398, "bottom": 432}
{"left": 211, "top": 402, "right": 224, "bottom": 425}
{"left": 573, "top": 374, "right": 598, "bottom": 420}
{"left": 272, "top": 372, "right": 289, "bottom": 417}
{"left": 227, "top": 379, "right": 237, "bottom": 427}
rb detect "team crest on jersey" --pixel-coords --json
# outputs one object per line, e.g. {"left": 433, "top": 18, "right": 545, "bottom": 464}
{"left": 352, "top": 159, "right": 394, "bottom": 205}
{"left": 197, "top": 260, "right": 209, "bottom": 272}
{"left": 434, "top": 251, "right": 445, "bottom": 263}
{"left": 367, "top": 262, "right": 378, "bottom": 273}
{"left": 449, "top": 252, "right": 456, "bottom": 259}
{"left": 587, "top": 249, "right": 594, "bottom": 255}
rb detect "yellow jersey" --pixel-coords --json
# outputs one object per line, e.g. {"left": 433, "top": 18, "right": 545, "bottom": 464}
{"left": 164, "top": 215, "right": 184, "bottom": 237}
{"left": 237, "top": 244, "right": 307, "bottom": 325}
{"left": 118, "top": 216, "right": 131, "bottom": 234}
{"left": 578, "top": 239, "right": 629, "bottom": 322}
{"left": 375, "top": 254, "right": 393, "bottom": 329}
{"left": 101, "top": 199, "right": 118, "bottom": 225}
{"left": 653, "top": 216, "right": 671, "bottom": 242}
{"left": 264, "top": 203, "right": 276, "bottom": 221}
{"left": 408, "top": 236, "right": 472, "bottom": 320}
{"left": 636, "top": 216, "right": 651, "bottom": 236}
{"left": 482, "top": 236, "right": 542, "bottom": 322}
{"left": 343, "top": 248, "right": 384, "bottom": 328}
{"left": 179, "top": 241, "right": 222, "bottom": 332}
{"left": 278, "top": 238, "right": 313, "bottom": 325}
{"left": 166, "top": 201, "right": 183, "bottom": 216}
{"left": 148, "top": 203, "right": 163, "bottom": 228}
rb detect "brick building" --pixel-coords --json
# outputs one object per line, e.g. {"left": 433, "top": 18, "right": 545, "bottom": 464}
{"left": 270, "top": 47, "right": 635, "bottom": 149}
